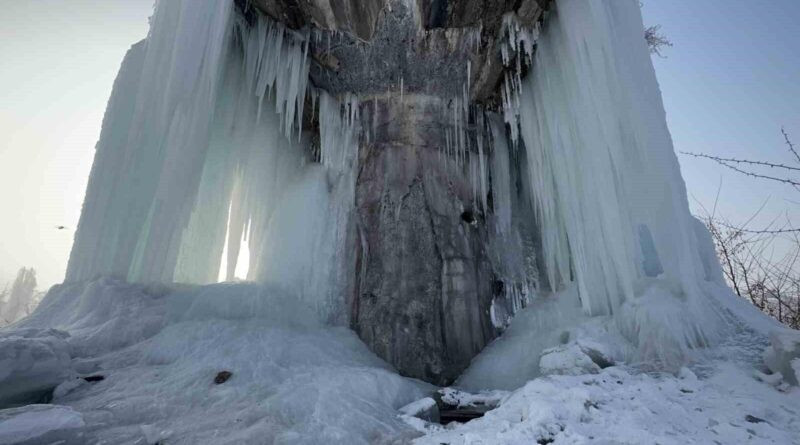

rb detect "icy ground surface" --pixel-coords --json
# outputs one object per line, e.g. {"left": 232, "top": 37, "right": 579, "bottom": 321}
{"left": 0, "top": 279, "right": 431, "bottom": 444}
{"left": 1, "top": 279, "right": 799, "bottom": 444}
{"left": 411, "top": 331, "right": 800, "bottom": 444}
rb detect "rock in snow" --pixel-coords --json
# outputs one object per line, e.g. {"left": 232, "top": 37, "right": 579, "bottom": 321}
{"left": 213, "top": 371, "right": 233, "bottom": 384}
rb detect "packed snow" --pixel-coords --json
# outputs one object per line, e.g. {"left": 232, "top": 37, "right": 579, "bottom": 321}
{"left": 411, "top": 363, "right": 799, "bottom": 444}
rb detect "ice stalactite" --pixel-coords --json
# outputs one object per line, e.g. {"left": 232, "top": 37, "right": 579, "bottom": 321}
{"left": 499, "top": 0, "right": 721, "bottom": 358}
{"left": 67, "top": 1, "right": 316, "bottom": 287}
{"left": 246, "top": 89, "right": 359, "bottom": 323}
{"left": 67, "top": 0, "right": 237, "bottom": 284}
{"left": 489, "top": 116, "right": 513, "bottom": 236}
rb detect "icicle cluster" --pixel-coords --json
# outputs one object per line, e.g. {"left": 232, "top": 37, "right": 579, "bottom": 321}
{"left": 67, "top": 0, "right": 358, "bottom": 322}
{"left": 319, "top": 92, "right": 360, "bottom": 172}
{"left": 499, "top": 14, "right": 541, "bottom": 146}
{"left": 507, "top": 0, "right": 716, "bottom": 344}
{"left": 489, "top": 116, "right": 513, "bottom": 235}
{"left": 236, "top": 14, "right": 311, "bottom": 138}
{"left": 67, "top": 0, "right": 237, "bottom": 284}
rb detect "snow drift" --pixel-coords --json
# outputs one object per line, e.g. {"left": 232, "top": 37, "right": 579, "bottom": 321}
{"left": 1, "top": 279, "right": 430, "bottom": 443}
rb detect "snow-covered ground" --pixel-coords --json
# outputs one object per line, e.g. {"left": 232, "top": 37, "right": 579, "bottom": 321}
{"left": 0, "top": 279, "right": 431, "bottom": 444}
{"left": 1, "top": 279, "right": 798, "bottom": 444}
{"left": 411, "top": 336, "right": 800, "bottom": 444}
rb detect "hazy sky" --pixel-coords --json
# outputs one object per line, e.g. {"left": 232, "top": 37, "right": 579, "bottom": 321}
{"left": 641, "top": 1, "right": 800, "bottom": 225}
{"left": 0, "top": 1, "right": 798, "bottom": 289}
{"left": 0, "top": 1, "right": 153, "bottom": 288}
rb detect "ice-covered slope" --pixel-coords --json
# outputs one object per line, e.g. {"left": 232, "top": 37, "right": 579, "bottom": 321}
{"left": 0, "top": 280, "right": 431, "bottom": 444}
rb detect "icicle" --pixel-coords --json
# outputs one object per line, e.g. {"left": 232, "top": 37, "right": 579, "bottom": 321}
{"left": 237, "top": 15, "right": 310, "bottom": 140}
{"left": 516, "top": 0, "right": 713, "bottom": 349}
{"left": 475, "top": 116, "right": 488, "bottom": 213}
{"left": 489, "top": 116, "right": 512, "bottom": 235}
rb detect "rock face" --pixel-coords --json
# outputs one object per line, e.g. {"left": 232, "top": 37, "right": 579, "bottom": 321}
{"left": 253, "top": 0, "right": 547, "bottom": 103}
{"left": 351, "top": 95, "right": 497, "bottom": 385}
{"left": 247, "top": 0, "right": 549, "bottom": 384}
{"left": 249, "top": 0, "right": 386, "bottom": 41}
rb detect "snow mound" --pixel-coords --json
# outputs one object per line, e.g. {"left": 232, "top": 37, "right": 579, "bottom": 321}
{"left": 17, "top": 278, "right": 171, "bottom": 357}
{"left": 538, "top": 343, "right": 601, "bottom": 376}
{"left": 457, "top": 286, "right": 590, "bottom": 390}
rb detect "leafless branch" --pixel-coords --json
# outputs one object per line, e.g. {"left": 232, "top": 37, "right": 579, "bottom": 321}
{"left": 681, "top": 151, "right": 800, "bottom": 172}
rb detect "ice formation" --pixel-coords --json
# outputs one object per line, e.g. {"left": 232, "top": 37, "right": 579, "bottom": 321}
{"left": 489, "top": 0, "right": 726, "bottom": 364}
{"left": 65, "top": 0, "right": 359, "bottom": 322}
{"left": 0, "top": 279, "right": 431, "bottom": 443}
{"left": 4, "top": 0, "right": 800, "bottom": 442}
{"left": 63, "top": 0, "right": 760, "bottom": 389}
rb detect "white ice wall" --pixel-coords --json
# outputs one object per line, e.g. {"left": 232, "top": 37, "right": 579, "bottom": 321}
{"left": 513, "top": 0, "right": 710, "bottom": 313}
{"left": 66, "top": 1, "right": 359, "bottom": 322}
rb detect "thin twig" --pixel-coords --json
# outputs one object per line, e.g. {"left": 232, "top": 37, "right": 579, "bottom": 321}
{"left": 782, "top": 127, "right": 800, "bottom": 164}
{"left": 681, "top": 151, "right": 800, "bottom": 172}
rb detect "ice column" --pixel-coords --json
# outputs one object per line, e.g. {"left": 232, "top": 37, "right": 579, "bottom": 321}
{"left": 515, "top": 0, "right": 709, "bottom": 317}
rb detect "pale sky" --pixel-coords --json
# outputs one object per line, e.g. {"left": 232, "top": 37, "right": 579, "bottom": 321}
{"left": 641, "top": 1, "right": 800, "bottom": 227}
{"left": 0, "top": 1, "right": 798, "bottom": 290}
{"left": 0, "top": 1, "right": 153, "bottom": 288}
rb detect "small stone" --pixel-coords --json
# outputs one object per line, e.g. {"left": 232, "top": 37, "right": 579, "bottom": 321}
{"left": 83, "top": 375, "right": 105, "bottom": 383}
{"left": 214, "top": 371, "right": 233, "bottom": 384}
{"left": 745, "top": 414, "right": 766, "bottom": 424}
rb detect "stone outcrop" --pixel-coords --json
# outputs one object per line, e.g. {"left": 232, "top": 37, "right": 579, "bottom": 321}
{"left": 245, "top": 0, "right": 550, "bottom": 384}
{"left": 351, "top": 95, "right": 497, "bottom": 385}
{"left": 251, "top": 0, "right": 547, "bottom": 103}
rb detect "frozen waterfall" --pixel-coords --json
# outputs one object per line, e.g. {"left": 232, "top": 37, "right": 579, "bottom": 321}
{"left": 495, "top": 0, "right": 725, "bottom": 362}
{"left": 66, "top": 0, "right": 726, "bottom": 356}
{"left": 66, "top": 0, "right": 356, "bottom": 322}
